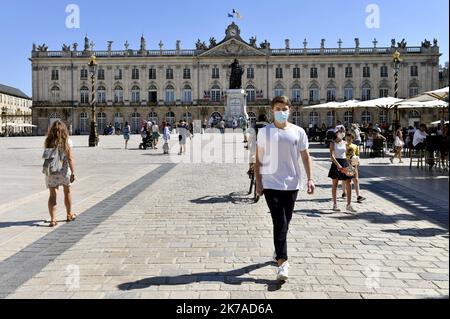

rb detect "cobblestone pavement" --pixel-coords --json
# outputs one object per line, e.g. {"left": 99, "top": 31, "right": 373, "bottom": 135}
{"left": 0, "top": 133, "right": 448, "bottom": 299}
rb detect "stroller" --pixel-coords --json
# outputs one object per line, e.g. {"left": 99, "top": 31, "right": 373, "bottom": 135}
{"left": 139, "top": 132, "right": 154, "bottom": 150}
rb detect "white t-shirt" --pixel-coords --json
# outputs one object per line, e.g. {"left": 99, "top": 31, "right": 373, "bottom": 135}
{"left": 257, "top": 123, "right": 309, "bottom": 191}
{"left": 152, "top": 124, "right": 159, "bottom": 133}
{"left": 413, "top": 130, "right": 428, "bottom": 147}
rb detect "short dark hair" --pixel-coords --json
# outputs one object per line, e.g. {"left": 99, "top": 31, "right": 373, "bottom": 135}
{"left": 271, "top": 96, "right": 291, "bottom": 108}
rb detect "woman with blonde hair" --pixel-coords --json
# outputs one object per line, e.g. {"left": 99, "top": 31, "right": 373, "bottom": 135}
{"left": 43, "top": 120, "right": 77, "bottom": 227}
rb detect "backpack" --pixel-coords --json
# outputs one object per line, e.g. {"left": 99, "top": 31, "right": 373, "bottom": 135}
{"left": 42, "top": 148, "right": 65, "bottom": 176}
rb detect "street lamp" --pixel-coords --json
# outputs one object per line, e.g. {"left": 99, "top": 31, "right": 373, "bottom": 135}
{"left": 393, "top": 50, "right": 402, "bottom": 126}
{"left": 88, "top": 55, "right": 99, "bottom": 147}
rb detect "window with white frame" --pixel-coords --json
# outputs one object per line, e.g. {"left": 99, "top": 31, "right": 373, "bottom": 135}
{"left": 293, "top": 67, "right": 301, "bottom": 79}
{"left": 275, "top": 67, "right": 283, "bottom": 79}
{"left": 165, "top": 85, "right": 175, "bottom": 102}
{"left": 247, "top": 67, "right": 254, "bottom": 79}
{"left": 344, "top": 86, "right": 354, "bottom": 101}
{"left": 292, "top": 86, "right": 301, "bottom": 102}
{"left": 293, "top": 111, "right": 301, "bottom": 126}
{"left": 247, "top": 112, "right": 257, "bottom": 127}
{"left": 212, "top": 67, "right": 220, "bottom": 79}
{"left": 310, "top": 67, "right": 318, "bottom": 78}
{"left": 51, "top": 86, "right": 60, "bottom": 103}
{"left": 183, "top": 68, "right": 191, "bottom": 79}
{"left": 166, "top": 112, "right": 175, "bottom": 126}
{"left": 80, "top": 86, "right": 89, "bottom": 104}
{"left": 149, "top": 68, "right": 156, "bottom": 80}
{"left": 211, "top": 85, "right": 221, "bottom": 102}
{"left": 131, "top": 112, "right": 140, "bottom": 133}
{"left": 410, "top": 65, "right": 419, "bottom": 77}
{"left": 51, "top": 69, "right": 59, "bottom": 81}
{"left": 363, "top": 66, "right": 371, "bottom": 78}
{"left": 274, "top": 85, "right": 284, "bottom": 97}
{"left": 309, "top": 86, "right": 319, "bottom": 102}
{"left": 345, "top": 66, "right": 353, "bottom": 78}
{"left": 166, "top": 68, "right": 174, "bottom": 79}
{"left": 327, "top": 111, "right": 336, "bottom": 127}
{"left": 97, "top": 69, "right": 105, "bottom": 80}
{"left": 379, "top": 88, "right": 389, "bottom": 98}
{"left": 409, "top": 85, "right": 419, "bottom": 97}
{"left": 309, "top": 111, "right": 319, "bottom": 125}
{"left": 327, "top": 87, "right": 336, "bottom": 102}
{"left": 80, "top": 112, "right": 88, "bottom": 133}
{"left": 148, "top": 112, "right": 158, "bottom": 124}
{"left": 379, "top": 110, "right": 387, "bottom": 124}
{"left": 132, "top": 68, "right": 140, "bottom": 80}
{"left": 183, "top": 112, "right": 192, "bottom": 122}
{"left": 114, "top": 85, "right": 124, "bottom": 103}
{"left": 344, "top": 111, "right": 353, "bottom": 125}
{"left": 246, "top": 85, "right": 256, "bottom": 102}
{"left": 328, "top": 67, "right": 335, "bottom": 78}
{"left": 380, "top": 66, "right": 388, "bottom": 77}
{"left": 361, "top": 110, "right": 372, "bottom": 124}
{"left": 97, "top": 86, "right": 106, "bottom": 103}
{"left": 362, "top": 85, "right": 371, "bottom": 101}
{"left": 115, "top": 69, "right": 122, "bottom": 80}
{"left": 97, "top": 112, "right": 107, "bottom": 133}
{"left": 80, "top": 69, "right": 88, "bottom": 79}
{"left": 182, "top": 85, "right": 192, "bottom": 103}
{"left": 131, "top": 85, "right": 141, "bottom": 103}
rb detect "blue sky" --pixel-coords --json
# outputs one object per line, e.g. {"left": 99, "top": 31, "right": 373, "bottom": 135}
{"left": 0, "top": 0, "right": 448, "bottom": 96}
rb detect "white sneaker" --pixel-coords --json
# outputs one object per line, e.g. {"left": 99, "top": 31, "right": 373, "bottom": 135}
{"left": 277, "top": 261, "right": 289, "bottom": 281}
{"left": 332, "top": 205, "right": 341, "bottom": 212}
{"left": 346, "top": 205, "right": 357, "bottom": 213}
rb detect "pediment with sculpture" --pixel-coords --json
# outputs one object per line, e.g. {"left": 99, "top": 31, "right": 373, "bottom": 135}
{"left": 199, "top": 38, "right": 267, "bottom": 57}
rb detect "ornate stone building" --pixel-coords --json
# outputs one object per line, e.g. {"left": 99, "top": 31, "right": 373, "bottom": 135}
{"left": 31, "top": 23, "right": 441, "bottom": 135}
{"left": 0, "top": 84, "right": 32, "bottom": 136}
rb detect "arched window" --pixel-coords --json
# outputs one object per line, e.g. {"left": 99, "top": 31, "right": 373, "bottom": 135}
{"left": 309, "top": 83, "right": 319, "bottom": 103}
{"left": 131, "top": 85, "right": 141, "bottom": 103}
{"left": 97, "top": 86, "right": 106, "bottom": 103}
{"left": 114, "top": 112, "right": 123, "bottom": 131}
{"left": 361, "top": 110, "right": 372, "bottom": 124}
{"left": 274, "top": 84, "right": 284, "bottom": 97}
{"left": 211, "top": 85, "right": 221, "bottom": 102}
{"left": 246, "top": 85, "right": 256, "bottom": 102}
{"left": 114, "top": 85, "right": 123, "bottom": 103}
{"left": 183, "top": 112, "right": 192, "bottom": 122}
{"left": 131, "top": 112, "right": 141, "bottom": 133}
{"left": 182, "top": 85, "right": 192, "bottom": 103}
{"left": 409, "top": 110, "right": 421, "bottom": 118}
{"left": 148, "top": 112, "right": 158, "bottom": 124}
{"left": 327, "top": 111, "right": 336, "bottom": 127}
{"left": 293, "top": 111, "right": 301, "bottom": 126}
{"left": 80, "top": 112, "right": 88, "bottom": 134}
{"left": 361, "top": 83, "right": 371, "bottom": 101}
{"left": 148, "top": 85, "right": 158, "bottom": 103}
{"left": 344, "top": 111, "right": 353, "bottom": 125}
{"left": 326, "top": 85, "right": 336, "bottom": 102}
{"left": 247, "top": 112, "right": 257, "bottom": 127}
{"left": 51, "top": 86, "right": 60, "bottom": 103}
{"left": 291, "top": 85, "right": 301, "bottom": 103}
{"left": 165, "top": 85, "right": 175, "bottom": 103}
{"left": 309, "top": 111, "right": 319, "bottom": 126}
{"left": 97, "top": 112, "right": 107, "bottom": 133}
{"left": 80, "top": 86, "right": 89, "bottom": 104}
{"left": 409, "top": 85, "right": 420, "bottom": 98}
{"left": 344, "top": 83, "right": 354, "bottom": 101}
{"left": 379, "top": 110, "right": 387, "bottom": 124}
{"left": 166, "top": 111, "right": 175, "bottom": 126}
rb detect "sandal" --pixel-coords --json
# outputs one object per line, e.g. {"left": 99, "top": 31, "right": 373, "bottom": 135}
{"left": 49, "top": 221, "right": 58, "bottom": 227}
{"left": 66, "top": 213, "right": 77, "bottom": 222}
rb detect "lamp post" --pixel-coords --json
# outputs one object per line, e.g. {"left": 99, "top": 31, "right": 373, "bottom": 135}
{"left": 88, "top": 55, "right": 99, "bottom": 147}
{"left": 393, "top": 50, "right": 402, "bottom": 127}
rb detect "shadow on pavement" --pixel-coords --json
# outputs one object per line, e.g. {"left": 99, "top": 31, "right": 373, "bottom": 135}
{"left": 191, "top": 191, "right": 256, "bottom": 205}
{"left": 118, "top": 261, "right": 284, "bottom": 292}
{"left": 0, "top": 220, "right": 46, "bottom": 229}
{"left": 382, "top": 227, "right": 448, "bottom": 238}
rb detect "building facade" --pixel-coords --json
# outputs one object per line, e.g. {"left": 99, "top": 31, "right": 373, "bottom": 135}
{"left": 0, "top": 84, "right": 33, "bottom": 136}
{"left": 31, "top": 23, "right": 442, "bottom": 135}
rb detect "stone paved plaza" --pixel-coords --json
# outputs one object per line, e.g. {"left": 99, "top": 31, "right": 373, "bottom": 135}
{"left": 0, "top": 132, "right": 448, "bottom": 299}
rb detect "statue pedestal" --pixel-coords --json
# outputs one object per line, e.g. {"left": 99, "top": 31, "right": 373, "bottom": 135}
{"left": 224, "top": 89, "right": 248, "bottom": 127}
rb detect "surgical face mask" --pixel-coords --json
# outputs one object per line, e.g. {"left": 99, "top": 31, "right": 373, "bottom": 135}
{"left": 274, "top": 111, "right": 289, "bottom": 124}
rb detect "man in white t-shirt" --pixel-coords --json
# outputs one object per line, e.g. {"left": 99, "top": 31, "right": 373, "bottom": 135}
{"left": 413, "top": 124, "right": 428, "bottom": 149}
{"left": 255, "top": 96, "right": 315, "bottom": 282}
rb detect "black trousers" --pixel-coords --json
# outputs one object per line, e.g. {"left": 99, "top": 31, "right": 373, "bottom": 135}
{"left": 264, "top": 189, "right": 299, "bottom": 261}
